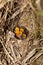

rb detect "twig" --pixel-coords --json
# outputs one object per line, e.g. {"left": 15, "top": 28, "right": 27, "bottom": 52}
{"left": 36, "top": 0, "right": 41, "bottom": 11}
{"left": 1, "top": 41, "right": 16, "bottom": 65}
{"left": 2, "top": 6, "right": 9, "bottom": 21}
{"left": 22, "top": 48, "right": 36, "bottom": 64}
{"left": 8, "top": 0, "right": 37, "bottom": 23}
{"left": 14, "top": 45, "right": 21, "bottom": 59}
{"left": 10, "top": 44, "right": 17, "bottom": 61}
{"left": 29, "top": 51, "right": 43, "bottom": 63}
{"left": 0, "top": 61, "right": 3, "bottom": 65}
{"left": 0, "top": 0, "right": 11, "bottom": 9}
{"left": 9, "top": 2, "right": 29, "bottom": 20}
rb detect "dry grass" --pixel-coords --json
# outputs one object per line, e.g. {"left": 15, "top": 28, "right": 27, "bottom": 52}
{"left": 0, "top": 0, "right": 43, "bottom": 65}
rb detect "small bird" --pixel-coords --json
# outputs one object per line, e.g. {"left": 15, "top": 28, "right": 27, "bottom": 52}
{"left": 14, "top": 26, "right": 29, "bottom": 40}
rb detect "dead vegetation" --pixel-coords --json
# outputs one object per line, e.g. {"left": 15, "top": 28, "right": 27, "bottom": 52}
{"left": 0, "top": 0, "right": 43, "bottom": 65}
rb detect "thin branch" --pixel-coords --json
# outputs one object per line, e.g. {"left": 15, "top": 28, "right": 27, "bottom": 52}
{"left": 0, "top": 0, "right": 11, "bottom": 9}
{"left": 36, "top": 0, "right": 41, "bottom": 11}
{"left": 10, "top": 44, "right": 17, "bottom": 61}
{"left": 1, "top": 41, "right": 16, "bottom": 65}
{"left": 22, "top": 48, "right": 36, "bottom": 64}
{"left": 9, "top": 2, "right": 29, "bottom": 20}
{"left": 29, "top": 51, "right": 43, "bottom": 63}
